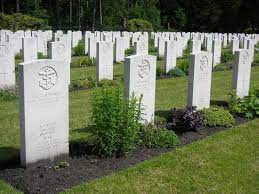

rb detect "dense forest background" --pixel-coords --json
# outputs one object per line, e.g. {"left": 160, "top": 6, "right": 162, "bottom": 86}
{"left": 0, "top": 0, "right": 258, "bottom": 33}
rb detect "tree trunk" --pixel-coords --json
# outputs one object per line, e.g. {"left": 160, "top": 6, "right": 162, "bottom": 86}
{"left": 78, "top": 0, "right": 81, "bottom": 30}
{"left": 92, "top": 0, "right": 96, "bottom": 31}
{"left": 99, "top": 0, "right": 102, "bottom": 26}
{"left": 16, "top": 0, "right": 20, "bottom": 12}
{"left": 1, "top": 0, "right": 4, "bottom": 13}
{"left": 69, "top": 0, "right": 72, "bottom": 23}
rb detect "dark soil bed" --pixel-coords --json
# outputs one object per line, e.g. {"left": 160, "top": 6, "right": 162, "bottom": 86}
{"left": 0, "top": 117, "right": 250, "bottom": 194}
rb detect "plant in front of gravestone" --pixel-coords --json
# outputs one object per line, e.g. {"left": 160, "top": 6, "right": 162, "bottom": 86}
{"left": 38, "top": 52, "right": 47, "bottom": 59}
{"left": 168, "top": 106, "right": 202, "bottom": 133}
{"left": 139, "top": 124, "right": 180, "bottom": 148}
{"left": 167, "top": 67, "right": 186, "bottom": 77}
{"left": 221, "top": 50, "right": 234, "bottom": 63}
{"left": 212, "top": 63, "right": 231, "bottom": 72}
{"left": 200, "top": 106, "right": 235, "bottom": 127}
{"left": 97, "top": 79, "right": 118, "bottom": 88}
{"left": 156, "top": 67, "right": 163, "bottom": 77}
{"left": 126, "top": 47, "right": 134, "bottom": 55}
{"left": 53, "top": 161, "right": 69, "bottom": 172}
{"left": 79, "top": 56, "right": 96, "bottom": 67}
{"left": 229, "top": 89, "right": 259, "bottom": 119}
{"left": 157, "top": 55, "right": 164, "bottom": 61}
{"left": 91, "top": 86, "right": 142, "bottom": 156}
{"left": 72, "top": 40, "right": 85, "bottom": 56}
{"left": 177, "top": 59, "right": 189, "bottom": 75}
{"left": 0, "top": 87, "right": 18, "bottom": 101}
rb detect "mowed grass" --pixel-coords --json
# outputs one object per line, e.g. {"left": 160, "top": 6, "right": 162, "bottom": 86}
{"left": 64, "top": 118, "right": 258, "bottom": 194}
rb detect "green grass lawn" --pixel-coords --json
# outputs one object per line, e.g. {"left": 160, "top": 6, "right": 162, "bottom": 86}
{"left": 1, "top": 47, "right": 258, "bottom": 193}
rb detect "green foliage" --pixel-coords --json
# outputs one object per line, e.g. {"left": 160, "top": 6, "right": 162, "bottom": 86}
{"left": 70, "top": 76, "right": 96, "bottom": 91}
{"left": 221, "top": 50, "right": 234, "bottom": 63}
{"left": 97, "top": 79, "right": 118, "bottom": 87}
{"left": 167, "top": 67, "right": 186, "bottom": 77}
{"left": 174, "top": 7, "right": 188, "bottom": 30}
{"left": 156, "top": 67, "right": 163, "bottom": 77}
{"left": 229, "top": 90, "right": 259, "bottom": 118}
{"left": 126, "top": 19, "right": 153, "bottom": 32}
{"left": 126, "top": 47, "right": 134, "bottom": 55}
{"left": 38, "top": 52, "right": 47, "bottom": 59}
{"left": 154, "top": 116, "right": 167, "bottom": 126}
{"left": 0, "top": 88, "right": 18, "bottom": 101}
{"left": 79, "top": 56, "right": 96, "bottom": 67}
{"left": 91, "top": 87, "right": 142, "bottom": 156}
{"left": 53, "top": 161, "right": 69, "bottom": 171}
{"left": 0, "top": 13, "right": 50, "bottom": 31}
{"left": 140, "top": 124, "right": 180, "bottom": 148}
{"left": 200, "top": 106, "right": 235, "bottom": 127}
{"left": 72, "top": 40, "right": 85, "bottom": 56}
{"left": 177, "top": 59, "right": 189, "bottom": 75}
{"left": 213, "top": 63, "right": 231, "bottom": 72}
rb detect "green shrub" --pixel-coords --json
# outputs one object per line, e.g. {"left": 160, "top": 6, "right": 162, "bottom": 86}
{"left": 154, "top": 116, "right": 167, "bottom": 126}
{"left": 0, "top": 88, "right": 18, "bottom": 101}
{"left": 148, "top": 47, "right": 157, "bottom": 54}
{"left": 15, "top": 53, "right": 22, "bottom": 60}
{"left": 91, "top": 87, "right": 142, "bottom": 156}
{"left": 140, "top": 124, "right": 180, "bottom": 148}
{"left": 156, "top": 67, "right": 163, "bottom": 77}
{"left": 177, "top": 59, "right": 189, "bottom": 75}
{"left": 126, "top": 19, "right": 153, "bottom": 32}
{"left": 157, "top": 55, "right": 164, "bottom": 61}
{"left": 97, "top": 79, "right": 118, "bottom": 87}
{"left": 0, "top": 13, "right": 50, "bottom": 31}
{"left": 79, "top": 56, "right": 96, "bottom": 67}
{"left": 126, "top": 47, "right": 134, "bottom": 55}
{"left": 70, "top": 76, "right": 96, "bottom": 91}
{"left": 167, "top": 67, "right": 186, "bottom": 77}
{"left": 200, "top": 106, "right": 235, "bottom": 127}
{"left": 72, "top": 40, "right": 85, "bottom": 56}
{"left": 213, "top": 63, "right": 231, "bottom": 72}
{"left": 221, "top": 50, "right": 234, "bottom": 63}
{"left": 38, "top": 52, "right": 47, "bottom": 59}
{"left": 229, "top": 90, "right": 259, "bottom": 118}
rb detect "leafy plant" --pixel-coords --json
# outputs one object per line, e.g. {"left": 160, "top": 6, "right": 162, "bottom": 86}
{"left": 126, "top": 47, "right": 134, "bottom": 55}
{"left": 70, "top": 76, "right": 96, "bottom": 91}
{"left": 79, "top": 56, "right": 96, "bottom": 67}
{"left": 170, "top": 106, "right": 202, "bottom": 131}
{"left": 167, "top": 67, "right": 186, "bottom": 77}
{"left": 91, "top": 86, "right": 142, "bottom": 156}
{"left": 97, "top": 79, "right": 118, "bottom": 87}
{"left": 200, "top": 106, "right": 235, "bottom": 127}
{"left": 126, "top": 18, "right": 153, "bottom": 32}
{"left": 229, "top": 90, "right": 259, "bottom": 118}
{"left": 38, "top": 52, "right": 47, "bottom": 59}
{"left": 140, "top": 124, "right": 180, "bottom": 148}
{"left": 53, "top": 161, "right": 69, "bottom": 171}
{"left": 221, "top": 50, "right": 234, "bottom": 63}
{"left": 213, "top": 63, "right": 231, "bottom": 72}
{"left": 156, "top": 67, "right": 163, "bottom": 77}
{"left": 0, "top": 88, "right": 18, "bottom": 101}
{"left": 72, "top": 40, "right": 85, "bottom": 56}
{"left": 177, "top": 59, "right": 189, "bottom": 75}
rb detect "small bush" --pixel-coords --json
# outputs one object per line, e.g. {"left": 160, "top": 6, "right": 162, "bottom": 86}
{"left": 213, "top": 63, "right": 231, "bottom": 72}
{"left": 140, "top": 124, "right": 180, "bottom": 148}
{"left": 69, "top": 76, "right": 96, "bottom": 91}
{"left": 97, "top": 79, "right": 118, "bottom": 87}
{"left": 126, "top": 19, "right": 153, "bottom": 32}
{"left": 170, "top": 106, "right": 202, "bottom": 131}
{"left": 91, "top": 87, "right": 142, "bottom": 156}
{"left": 177, "top": 59, "right": 189, "bottom": 75}
{"left": 200, "top": 106, "right": 235, "bottom": 127}
{"left": 38, "top": 52, "right": 47, "bottom": 59}
{"left": 154, "top": 116, "right": 167, "bottom": 127}
{"left": 167, "top": 67, "right": 186, "bottom": 77}
{"left": 79, "top": 56, "right": 96, "bottom": 67}
{"left": 73, "top": 40, "right": 85, "bottom": 56}
{"left": 157, "top": 55, "right": 164, "bottom": 61}
{"left": 229, "top": 90, "right": 259, "bottom": 118}
{"left": 0, "top": 88, "right": 18, "bottom": 101}
{"left": 148, "top": 47, "right": 157, "bottom": 54}
{"left": 221, "top": 50, "right": 234, "bottom": 63}
{"left": 126, "top": 47, "right": 134, "bottom": 55}
{"left": 15, "top": 53, "right": 22, "bottom": 60}
{"left": 156, "top": 67, "right": 163, "bottom": 77}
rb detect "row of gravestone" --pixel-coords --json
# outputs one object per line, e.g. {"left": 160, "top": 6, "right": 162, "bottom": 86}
{"left": 0, "top": 30, "right": 256, "bottom": 167}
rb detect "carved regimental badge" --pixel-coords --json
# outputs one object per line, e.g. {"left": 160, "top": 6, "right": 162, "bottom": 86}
{"left": 138, "top": 60, "right": 150, "bottom": 79}
{"left": 200, "top": 56, "right": 208, "bottom": 71}
{"left": 38, "top": 66, "right": 58, "bottom": 90}
{"left": 243, "top": 51, "right": 249, "bottom": 65}
{"left": 0, "top": 45, "right": 9, "bottom": 57}
{"left": 57, "top": 44, "right": 66, "bottom": 55}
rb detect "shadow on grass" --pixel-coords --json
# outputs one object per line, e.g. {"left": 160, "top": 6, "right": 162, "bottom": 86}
{"left": 210, "top": 100, "right": 229, "bottom": 107}
{"left": 155, "top": 110, "right": 171, "bottom": 120}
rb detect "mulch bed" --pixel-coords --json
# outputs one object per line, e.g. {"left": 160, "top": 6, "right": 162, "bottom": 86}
{"left": 0, "top": 117, "right": 250, "bottom": 194}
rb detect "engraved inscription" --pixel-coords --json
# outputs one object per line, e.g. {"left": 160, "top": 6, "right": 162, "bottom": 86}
{"left": 57, "top": 44, "right": 66, "bottom": 55}
{"left": 138, "top": 60, "right": 150, "bottom": 79}
{"left": 0, "top": 45, "right": 9, "bottom": 57}
{"left": 243, "top": 51, "right": 249, "bottom": 64}
{"left": 38, "top": 66, "right": 58, "bottom": 90}
{"left": 140, "top": 43, "right": 145, "bottom": 51}
{"left": 200, "top": 56, "right": 208, "bottom": 71}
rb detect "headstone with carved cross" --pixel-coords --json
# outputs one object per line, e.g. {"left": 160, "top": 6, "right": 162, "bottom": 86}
{"left": 0, "top": 41, "right": 15, "bottom": 89}
{"left": 187, "top": 51, "right": 213, "bottom": 109}
{"left": 19, "top": 59, "right": 69, "bottom": 167}
{"left": 232, "top": 49, "right": 252, "bottom": 98}
{"left": 124, "top": 54, "right": 157, "bottom": 124}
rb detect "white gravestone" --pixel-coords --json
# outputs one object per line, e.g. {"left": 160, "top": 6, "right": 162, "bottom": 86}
{"left": 232, "top": 49, "right": 252, "bottom": 98}
{"left": 96, "top": 41, "right": 113, "bottom": 81}
{"left": 115, "top": 37, "right": 125, "bottom": 62}
{"left": 187, "top": 51, "right": 213, "bottom": 109}
{"left": 191, "top": 39, "right": 201, "bottom": 53}
{"left": 19, "top": 59, "right": 69, "bottom": 167}
{"left": 231, "top": 38, "right": 239, "bottom": 54}
{"left": 164, "top": 40, "right": 176, "bottom": 73}
{"left": 212, "top": 38, "right": 222, "bottom": 66}
{"left": 22, "top": 37, "right": 38, "bottom": 62}
{"left": 0, "top": 42, "right": 15, "bottom": 89}
{"left": 88, "top": 37, "right": 98, "bottom": 58}
{"left": 124, "top": 54, "right": 156, "bottom": 123}
{"left": 134, "top": 39, "right": 148, "bottom": 55}
{"left": 158, "top": 37, "right": 165, "bottom": 57}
